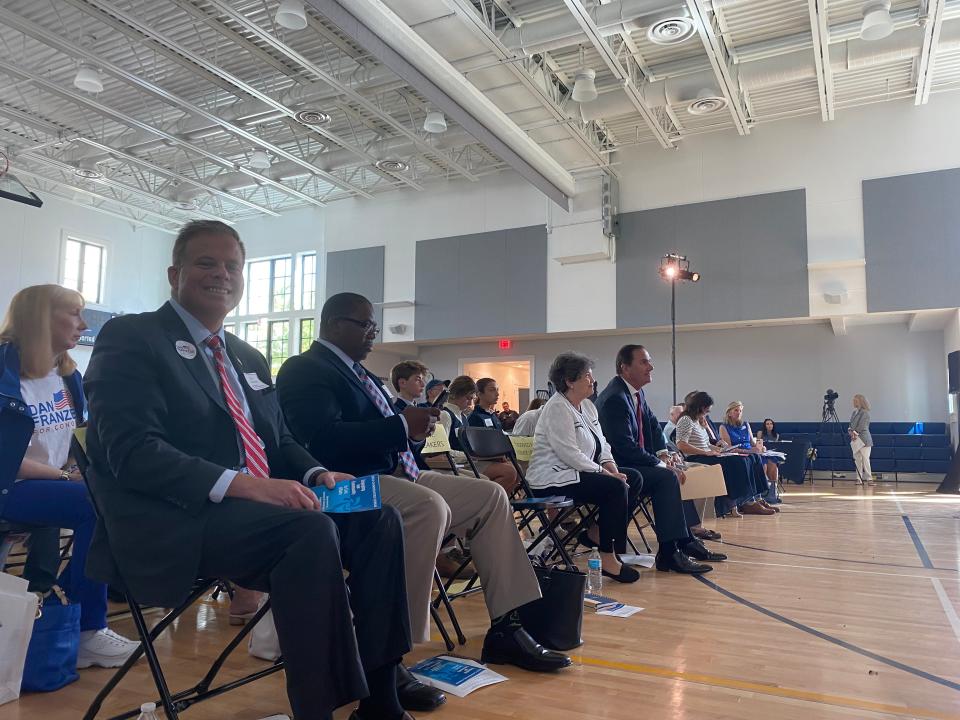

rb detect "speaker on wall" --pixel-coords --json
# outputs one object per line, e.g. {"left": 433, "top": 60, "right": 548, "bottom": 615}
{"left": 949, "top": 351, "right": 960, "bottom": 393}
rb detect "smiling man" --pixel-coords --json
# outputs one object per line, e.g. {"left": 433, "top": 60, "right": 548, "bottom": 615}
{"left": 84, "top": 221, "right": 414, "bottom": 720}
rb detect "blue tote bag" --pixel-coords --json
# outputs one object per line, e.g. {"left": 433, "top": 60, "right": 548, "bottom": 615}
{"left": 21, "top": 586, "right": 80, "bottom": 692}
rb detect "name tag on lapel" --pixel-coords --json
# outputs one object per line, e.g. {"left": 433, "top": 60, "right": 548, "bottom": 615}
{"left": 244, "top": 372, "right": 270, "bottom": 391}
{"left": 381, "top": 384, "right": 395, "bottom": 399}
{"left": 484, "top": 417, "right": 494, "bottom": 427}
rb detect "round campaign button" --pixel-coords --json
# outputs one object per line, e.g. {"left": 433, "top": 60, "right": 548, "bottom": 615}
{"left": 175, "top": 340, "right": 197, "bottom": 360}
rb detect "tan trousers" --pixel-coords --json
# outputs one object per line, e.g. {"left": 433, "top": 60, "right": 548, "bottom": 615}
{"left": 380, "top": 471, "right": 541, "bottom": 643}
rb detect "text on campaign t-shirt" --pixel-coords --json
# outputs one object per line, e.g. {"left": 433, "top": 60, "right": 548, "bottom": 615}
{"left": 18, "top": 369, "right": 77, "bottom": 476}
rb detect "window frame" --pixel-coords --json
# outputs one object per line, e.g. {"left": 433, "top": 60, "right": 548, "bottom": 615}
{"left": 230, "top": 251, "right": 318, "bottom": 376}
{"left": 60, "top": 232, "right": 108, "bottom": 307}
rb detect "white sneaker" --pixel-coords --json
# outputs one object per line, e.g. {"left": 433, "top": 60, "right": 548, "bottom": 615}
{"left": 77, "top": 627, "right": 140, "bottom": 669}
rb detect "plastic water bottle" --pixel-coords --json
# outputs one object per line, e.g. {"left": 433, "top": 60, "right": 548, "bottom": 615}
{"left": 136, "top": 702, "right": 160, "bottom": 720}
{"left": 586, "top": 548, "right": 602, "bottom": 595}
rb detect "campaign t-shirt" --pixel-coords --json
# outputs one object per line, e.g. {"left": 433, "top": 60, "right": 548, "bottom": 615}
{"left": 18, "top": 369, "right": 77, "bottom": 478}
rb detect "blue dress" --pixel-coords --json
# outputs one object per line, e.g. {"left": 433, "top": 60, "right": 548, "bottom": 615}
{"left": 723, "top": 422, "right": 770, "bottom": 497}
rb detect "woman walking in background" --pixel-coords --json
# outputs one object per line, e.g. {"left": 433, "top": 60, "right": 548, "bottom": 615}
{"left": 849, "top": 394, "right": 874, "bottom": 485}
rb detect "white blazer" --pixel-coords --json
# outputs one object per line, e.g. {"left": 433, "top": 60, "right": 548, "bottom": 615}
{"left": 527, "top": 392, "right": 614, "bottom": 489}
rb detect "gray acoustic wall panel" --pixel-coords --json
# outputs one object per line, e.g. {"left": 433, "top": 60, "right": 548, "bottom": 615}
{"left": 864, "top": 168, "right": 960, "bottom": 312}
{"left": 325, "top": 246, "right": 385, "bottom": 342}
{"left": 415, "top": 225, "right": 547, "bottom": 340}
{"left": 616, "top": 190, "right": 809, "bottom": 328}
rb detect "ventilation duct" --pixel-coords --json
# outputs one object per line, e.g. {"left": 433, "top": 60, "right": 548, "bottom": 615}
{"left": 501, "top": 0, "right": 684, "bottom": 55}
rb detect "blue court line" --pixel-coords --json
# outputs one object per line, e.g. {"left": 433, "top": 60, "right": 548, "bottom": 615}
{"left": 902, "top": 515, "right": 935, "bottom": 569}
{"left": 694, "top": 575, "right": 960, "bottom": 693}
{"left": 719, "top": 540, "right": 956, "bottom": 572}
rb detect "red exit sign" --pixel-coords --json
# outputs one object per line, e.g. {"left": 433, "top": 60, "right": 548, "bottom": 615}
{"left": 498, "top": 338, "right": 512, "bottom": 350}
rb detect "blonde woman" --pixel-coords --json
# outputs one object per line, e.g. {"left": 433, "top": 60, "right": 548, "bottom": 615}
{"left": 849, "top": 394, "right": 874, "bottom": 485}
{"left": 0, "top": 285, "right": 138, "bottom": 668}
{"left": 719, "top": 401, "right": 780, "bottom": 507}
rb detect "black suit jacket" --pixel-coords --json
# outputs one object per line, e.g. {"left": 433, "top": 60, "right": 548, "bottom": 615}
{"left": 277, "top": 342, "right": 422, "bottom": 478}
{"left": 596, "top": 376, "right": 666, "bottom": 469}
{"left": 83, "top": 302, "right": 319, "bottom": 606}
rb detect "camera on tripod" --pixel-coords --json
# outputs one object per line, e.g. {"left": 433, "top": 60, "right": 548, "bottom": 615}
{"left": 823, "top": 388, "right": 839, "bottom": 409}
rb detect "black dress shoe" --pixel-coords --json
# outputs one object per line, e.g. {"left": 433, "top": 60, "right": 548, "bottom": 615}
{"left": 601, "top": 565, "right": 640, "bottom": 583}
{"left": 692, "top": 528, "right": 722, "bottom": 542}
{"left": 683, "top": 538, "right": 727, "bottom": 562}
{"left": 481, "top": 626, "right": 572, "bottom": 672}
{"left": 397, "top": 664, "right": 445, "bottom": 712}
{"left": 655, "top": 548, "right": 712, "bottom": 574}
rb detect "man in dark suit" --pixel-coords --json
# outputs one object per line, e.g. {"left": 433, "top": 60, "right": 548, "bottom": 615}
{"left": 277, "top": 293, "right": 571, "bottom": 679}
{"left": 596, "top": 344, "right": 725, "bottom": 574}
{"left": 84, "top": 221, "right": 413, "bottom": 720}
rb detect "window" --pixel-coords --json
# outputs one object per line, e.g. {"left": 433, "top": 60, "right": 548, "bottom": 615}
{"left": 300, "top": 317, "right": 315, "bottom": 353}
{"left": 62, "top": 237, "right": 106, "bottom": 304}
{"left": 230, "top": 252, "right": 317, "bottom": 377}
{"left": 298, "top": 252, "right": 316, "bottom": 311}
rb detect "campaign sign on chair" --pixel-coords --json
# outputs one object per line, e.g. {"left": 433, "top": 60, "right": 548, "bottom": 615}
{"left": 509, "top": 435, "right": 534, "bottom": 463}
{"left": 422, "top": 423, "right": 453, "bottom": 454}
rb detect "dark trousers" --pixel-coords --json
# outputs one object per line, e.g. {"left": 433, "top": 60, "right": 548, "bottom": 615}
{"left": 688, "top": 455, "right": 756, "bottom": 514}
{"left": 22, "top": 526, "right": 62, "bottom": 593}
{"left": 682, "top": 500, "right": 701, "bottom": 528}
{"left": 197, "top": 499, "right": 411, "bottom": 720}
{"left": 625, "top": 464, "right": 691, "bottom": 544}
{"left": 534, "top": 468, "right": 642, "bottom": 554}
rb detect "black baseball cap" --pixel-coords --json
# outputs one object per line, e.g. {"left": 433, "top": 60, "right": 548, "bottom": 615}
{"left": 425, "top": 379, "right": 450, "bottom": 392}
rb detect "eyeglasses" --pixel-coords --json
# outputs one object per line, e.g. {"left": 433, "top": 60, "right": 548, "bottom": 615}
{"left": 337, "top": 317, "right": 379, "bottom": 335}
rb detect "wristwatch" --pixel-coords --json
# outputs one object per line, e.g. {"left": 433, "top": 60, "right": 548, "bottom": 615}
{"left": 58, "top": 469, "right": 70, "bottom": 481}
{"left": 307, "top": 469, "right": 326, "bottom": 487}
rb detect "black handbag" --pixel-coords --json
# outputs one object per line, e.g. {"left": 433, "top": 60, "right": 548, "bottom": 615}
{"left": 517, "top": 564, "right": 585, "bottom": 651}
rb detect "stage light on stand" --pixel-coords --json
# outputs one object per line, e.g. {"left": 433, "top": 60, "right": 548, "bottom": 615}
{"left": 659, "top": 253, "right": 700, "bottom": 404}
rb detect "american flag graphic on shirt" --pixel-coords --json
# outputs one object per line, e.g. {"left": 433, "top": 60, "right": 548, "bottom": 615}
{"left": 52, "top": 389, "right": 70, "bottom": 411}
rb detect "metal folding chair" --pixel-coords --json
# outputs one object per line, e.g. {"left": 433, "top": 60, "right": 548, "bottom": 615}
{"left": 71, "top": 431, "right": 285, "bottom": 720}
{"left": 459, "top": 426, "right": 578, "bottom": 568}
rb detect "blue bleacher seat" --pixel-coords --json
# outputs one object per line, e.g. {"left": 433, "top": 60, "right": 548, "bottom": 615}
{"left": 872, "top": 447, "right": 895, "bottom": 459}
{"left": 923, "top": 460, "right": 950, "bottom": 474}
{"left": 872, "top": 434, "right": 896, "bottom": 447}
{"left": 921, "top": 447, "right": 951, "bottom": 461}
{"left": 921, "top": 434, "right": 949, "bottom": 448}
{"left": 894, "top": 447, "right": 921, "bottom": 460}
{"left": 833, "top": 459, "right": 856, "bottom": 471}
{"left": 894, "top": 435, "right": 922, "bottom": 447}
{"left": 924, "top": 422, "right": 947, "bottom": 435}
{"left": 872, "top": 459, "right": 896, "bottom": 473}
{"left": 870, "top": 422, "right": 893, "bottom": 434}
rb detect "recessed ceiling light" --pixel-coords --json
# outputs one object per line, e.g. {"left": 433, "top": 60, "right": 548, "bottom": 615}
{"left": 375, "top": 159, "right": 409, "bottom": 173}
{"left": 294, "top": 109, "right": 332, "bottom": 125}
{"left": 73, "top": 65, "right": 103, "bottom": 93}
{"left": 647, "top": 14, "right": 696, "bottom": 46}
{"left": 275, "top": 0, "right": 308, "bottom": 31}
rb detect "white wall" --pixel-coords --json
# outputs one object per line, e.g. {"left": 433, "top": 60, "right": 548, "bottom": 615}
{"left": 417, "top": 321, "right": 948, "bottom": 422}
{"left": 0, "top": 194, "right": 170, "bottom": 371}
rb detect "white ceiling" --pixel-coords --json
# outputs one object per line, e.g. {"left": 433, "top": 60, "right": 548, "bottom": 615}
{"left": 1, "top": 0, "right": 957, "bottom": 232}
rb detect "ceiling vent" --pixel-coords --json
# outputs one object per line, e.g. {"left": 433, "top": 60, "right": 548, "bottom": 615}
{"left": 647, "top": 14, "right": 696, "bottom": 45}
{"left": 687, "top": 90, "right": 728, "bottom": 115}
{"left": 375, "top": 159, "right": 408, "bottom": 173}
{"left": 294, "top": 109, "right": 331, "bottom": 125}
{"left": 74, "top": 158, "right": 103, "bottom": 180}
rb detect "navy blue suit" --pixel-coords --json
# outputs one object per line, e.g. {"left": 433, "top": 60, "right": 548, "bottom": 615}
{"left": 277, "top": 342, "right": 426, "bottom": 477}
{"left": 596, "top": 376, "right": 695, "bottom": 543}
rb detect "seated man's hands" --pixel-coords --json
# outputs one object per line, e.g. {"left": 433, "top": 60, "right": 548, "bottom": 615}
{"left": 403, "top": 405, "right": 441, "bottom": 441}
{"left": 311, "top": 470, "right": 354, "bottom": 490}
{"left": 227, "top": 473, "right": 320, "bottom": 510}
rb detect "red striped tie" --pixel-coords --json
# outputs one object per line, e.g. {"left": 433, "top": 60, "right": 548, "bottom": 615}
{"left": 205, "top": 335, "right": 271, "bottom": 479}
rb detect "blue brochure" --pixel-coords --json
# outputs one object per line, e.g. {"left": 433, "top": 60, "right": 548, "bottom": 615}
{"left": 409, "top": 657, "right": 485, "bottom": 687}
{"left": 311, "top": 474, "right": 381, "bottom": 513}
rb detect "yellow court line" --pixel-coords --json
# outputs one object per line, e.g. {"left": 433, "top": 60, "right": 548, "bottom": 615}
{"left": 570, "top": 655, "right": 960, "bottom": 720}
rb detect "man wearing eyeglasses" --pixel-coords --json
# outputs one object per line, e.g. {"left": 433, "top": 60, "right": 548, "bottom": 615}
{"left": 277, "top": 293, "right": 570, "bottom": 713}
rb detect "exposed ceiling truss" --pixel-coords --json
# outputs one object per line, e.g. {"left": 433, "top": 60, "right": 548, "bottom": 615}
{"left": 1, "top": 0, "right": 960, "bottom": 230}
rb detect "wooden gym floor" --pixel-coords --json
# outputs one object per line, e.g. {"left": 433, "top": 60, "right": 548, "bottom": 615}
{"left": 4, "top": 480, "right": 960, "bottom": 720}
